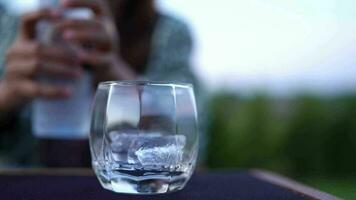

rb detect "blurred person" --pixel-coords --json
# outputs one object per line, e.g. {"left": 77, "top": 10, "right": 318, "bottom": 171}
{"left": 0, "top": 0, "right": 199, "bottom": 167}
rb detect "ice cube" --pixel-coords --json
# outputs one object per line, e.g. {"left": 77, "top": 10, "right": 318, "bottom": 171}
{"left": 108, "top": 131, "right": 162, "bottom": 163}
{"left": 108, "top": 132, "right": 137, "bottom": 162}
{"left": 129, "top": 135, "right": 186, "bottom": 166}
{"left": 109, "top": 132, "right": 137, "bottom": 153}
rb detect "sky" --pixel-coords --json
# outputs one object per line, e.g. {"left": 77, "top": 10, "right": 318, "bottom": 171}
{"left": 2, "top": 0, "right": 356, "bottom": 96}
{"left": 157, "top": 0, "right": 356, "bottom": 95}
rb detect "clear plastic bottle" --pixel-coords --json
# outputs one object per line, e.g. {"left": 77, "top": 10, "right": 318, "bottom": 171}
{"left": 32, "top": 0, "right": 94, "bottom": 139}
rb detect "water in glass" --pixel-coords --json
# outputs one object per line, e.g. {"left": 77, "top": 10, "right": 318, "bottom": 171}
{"left": 90, "top": 81, "right": 199, "bottom": 194}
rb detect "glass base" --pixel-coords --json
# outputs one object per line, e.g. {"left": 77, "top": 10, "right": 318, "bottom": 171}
{"left": 95, "top": 168, "right": 189, "bottom": 194}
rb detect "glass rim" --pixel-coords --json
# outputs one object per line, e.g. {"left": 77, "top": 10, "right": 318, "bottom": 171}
{"left": 98, "top": 80, "right": 193, "bottom": 88}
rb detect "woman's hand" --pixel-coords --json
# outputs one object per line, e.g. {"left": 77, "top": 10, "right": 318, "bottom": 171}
{"left": 56, "top": 0, "right": 136, "bottom": 83}
{"left": 0, "top": 9, "right": 81, "bottom": 113}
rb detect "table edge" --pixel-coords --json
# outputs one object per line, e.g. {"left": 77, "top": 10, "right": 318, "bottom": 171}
{"left": 250, "top": 169, "right": 343, "bottom": 200}
{"left": 0, "top": 168, "right": 344, "bottom": 200}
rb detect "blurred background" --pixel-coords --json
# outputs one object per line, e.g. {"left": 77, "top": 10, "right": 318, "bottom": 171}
{"left": 1, "top": 0, "right": 356, "bottom": 198}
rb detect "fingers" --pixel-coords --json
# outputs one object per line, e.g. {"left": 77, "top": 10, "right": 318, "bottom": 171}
{"left": 54, "top": 19, "right": 111, "bottom": 51}
{"left": 78, "top": 50, "right": 111, "bottom": 71}
{"left": 6, "top": 42, "right": 82, "bottom": 79}
{"left": 20, "top": 9, "right": 58, "bottom": 40}
{"left": 0, "top": 78, "right": 70, "bottom": 112}
{"left": 61, "top": 0, "right": 103, "bottom": 16}
{"left": 6, "top": 59, "right": 82, "bottom": 79}
{"left": 64, "top": 30, "right": 111, "bottom": 51}
{"left": 39, "top": 62, "right": 82, "bottom": 78}
{"left": 6, "top": 42, "right": 41, "bottom": 60}
{"left": 7, "top": 42, "right": 78, "bottom": 64}
{"left": 12, "top": 80, "right": 71, "bottom": 100}
{"left": 40, "top": 44, "right": 80, "bottom": 64}
{"left": 5, "top": 59, "right": 38, "bottom": 78}
{"left": 54, "top": 18, "right": 103, "bottom": 31}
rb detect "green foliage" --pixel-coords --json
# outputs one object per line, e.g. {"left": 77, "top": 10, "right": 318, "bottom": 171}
{"left": 303, "top": 177, "right": 356, "bottom": 199}
{"left": 206, "top": 92, "right": 356, "bottom": 177}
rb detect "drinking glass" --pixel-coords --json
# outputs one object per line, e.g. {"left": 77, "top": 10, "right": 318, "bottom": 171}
{"left": 90, "top": 81, "right": 199, "bottom": 194}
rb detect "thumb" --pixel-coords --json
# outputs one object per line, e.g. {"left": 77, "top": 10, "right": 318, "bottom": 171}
{"left": 20, "top": 9, "right": 59, "bottom": 40}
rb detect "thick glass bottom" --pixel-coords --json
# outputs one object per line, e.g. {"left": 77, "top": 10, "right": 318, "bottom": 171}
{"left": 95, "top": 168, "right": 189, "bottom": 194}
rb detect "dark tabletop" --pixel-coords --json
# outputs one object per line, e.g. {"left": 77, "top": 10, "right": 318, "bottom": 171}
{"left": 0, "top": 170, "right": 339, "bottom": 200}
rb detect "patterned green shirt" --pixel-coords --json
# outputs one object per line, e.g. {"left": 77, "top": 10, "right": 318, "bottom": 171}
{"left": 0, "top": 11, "right": 35, "bottom": 167}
